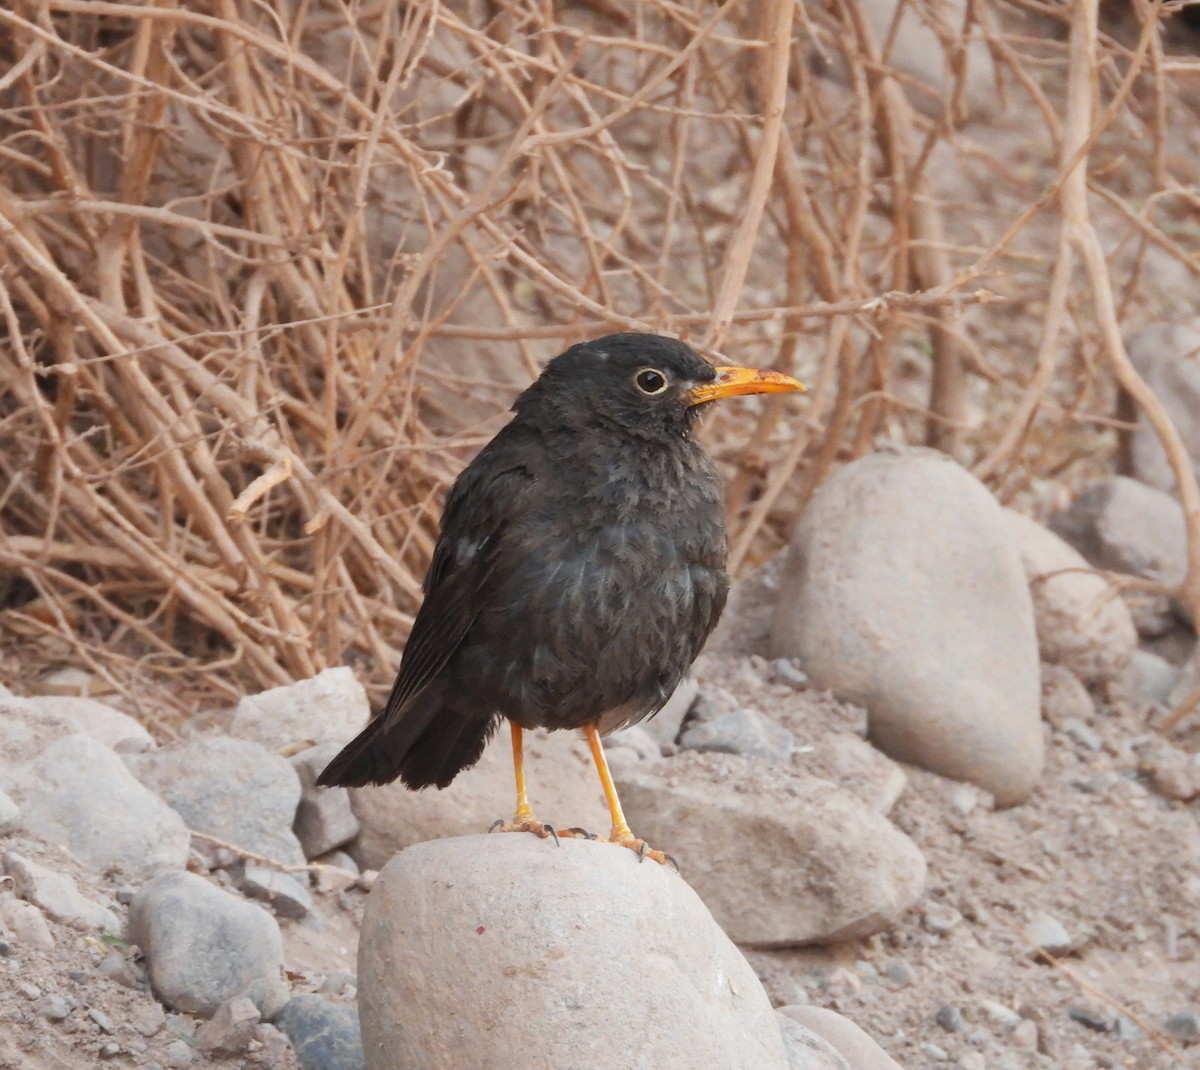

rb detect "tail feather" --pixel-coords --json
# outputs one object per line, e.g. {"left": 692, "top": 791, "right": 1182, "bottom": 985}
{"left": 316, "top": 688, "right": 497, "bottom": 790}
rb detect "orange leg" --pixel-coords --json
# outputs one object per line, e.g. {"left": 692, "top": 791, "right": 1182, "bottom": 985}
{"left": 584, "top": 724, "right": 672, "bottom": 866}
{"left": 489, "top": 721, "right": 555, "bottom": 839}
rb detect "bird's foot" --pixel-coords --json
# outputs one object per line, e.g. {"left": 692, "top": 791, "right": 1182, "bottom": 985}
{"left": 488, "top": 815, "right": 559, "bottom": 843}
{"left": 606, "top": 829, "right": 678, "bottom": 869}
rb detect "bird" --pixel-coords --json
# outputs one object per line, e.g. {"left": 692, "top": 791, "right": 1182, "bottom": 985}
{"left": 317, "top": 332, "right": 804, "bottom": 863}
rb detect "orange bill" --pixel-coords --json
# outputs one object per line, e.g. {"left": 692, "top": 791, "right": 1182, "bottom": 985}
{"left": 687, "top": 366, "right": 806, "bottom": 406}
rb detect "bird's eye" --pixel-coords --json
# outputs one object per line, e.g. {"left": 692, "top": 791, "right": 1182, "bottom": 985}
{"left": 634, "top": 368, "right": 668, "bottom": 395}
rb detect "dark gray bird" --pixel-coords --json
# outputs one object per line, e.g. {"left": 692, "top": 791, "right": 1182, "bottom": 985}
{"left": 317, "top": 332, "right": 804, "bottom": 862}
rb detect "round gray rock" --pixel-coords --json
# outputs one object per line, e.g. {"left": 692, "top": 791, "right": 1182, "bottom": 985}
{"left": 1005, "top": 509, "right": 1136, "bottom": 685}
{"left": 358, "top": 834, "right": 788, "bottom": 1070}
{"left": 128, "top": 871, "right": 289, "bottom": 1019}
{"left": 771, "top": 448, "right": 1043, "bottom": 806}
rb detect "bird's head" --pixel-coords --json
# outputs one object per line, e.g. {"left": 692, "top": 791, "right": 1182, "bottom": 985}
{"left": 514, "top": 332, "right": 805, "bottom": 442}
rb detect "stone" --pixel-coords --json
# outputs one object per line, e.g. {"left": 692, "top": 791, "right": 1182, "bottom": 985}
{"left": 922, "top": 902, "right": 962, "bottom": 935}
{"left": 935, "top": 1005, "right": 965, "bottom": 1033}
{"left": 0, "top": 897, "right": 56, "bottom": 950}
{"left": 232, "top": 667, "right": 369, "bottom": 750}
{"left": 128, "top": 870, "right": 289, "bottom": 1019}
{"left": 776, "top": 1013, "right": 852, "bottom": 1070}
{"left": 1041, "top": 664, "right": 1095, "bottom": 728}
{"left": 0, "top": 790, "right": 19, "bottom": 835}
{"left": 1012, "top": 1019, "right": 1039, "bottom": 1049}
{"left": 797, "top": 733, "right": 908, "bottom": 816}
{"left": 1049, "top": 476, "right": 1188, "bottom": 630}
{"left": 679, "top": 707, "right": 795, "bottom": 761}
{"left": 350, "top": 726, "right": 610, "bottom": 869}
{"left": 37, "top": 994, "right": 72, "bottom": 1021}
{"left": 164, "top": 1039, "right": 194, "bottom": 1067}
{"left": 14, "top": 735, "right": 189, "bottom": 880}
{"left": 1026, "top": 911, "right": 1073, "bottom": 955}
{"left": 1123, "top": 649, "right": 1180, "bottom": 707}
{"left": 1005, "top": 509, "right": 1137, "bottom": 685}
{"left": 0, "top": 693, "right": 75, "bottom": 791}
{"left": 235, "top": 861, "right": 313, "bottom": 919}
{"left": 25, "top": 695, "right": 154, "bottom": 753}
{"left": 128, "top": 736, "right": 305, "bottom": 866}
{"left": 778, "top": 1006, "right": 903, "bottom": 1070}
{"left": 0, "top": 850, "right": 119, "bottom": 933}
{"left": 1162, "top": 1010, "right": 1200, "bottom": 1040}
{"left": 1126, "top": 319, "right": 1200, "bottom": 494}
{"left": 771, "top": 448, "right": 1043, "bottom": 806}
{"left": 276, "top": 994, "right": 365, "bottom": 1070}
{"left": 1061, "top": 719, "right": 1101, "bottom": 752}
{"left": 196, "top": 996, "right": 261, "bottom": 1054}
{"left": 616, "top": 752, "right": 926, "bottom": 946}
{"left": 641, "top": 673, "right": 698, "bottom": 750}
{"left": 358, "top": 834, "right": 789, "bottom": 1070}
{"left": 291, "top": 744, "right": 361, "bottom": 859}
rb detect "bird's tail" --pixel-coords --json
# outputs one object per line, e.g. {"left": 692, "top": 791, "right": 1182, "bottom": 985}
{"left": 316, "top": 687, "right": 498, "bottom": 791}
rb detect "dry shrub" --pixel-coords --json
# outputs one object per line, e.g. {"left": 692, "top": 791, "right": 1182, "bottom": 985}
{"left": 1, "top": 0, "right": 1198, "bottom": 720}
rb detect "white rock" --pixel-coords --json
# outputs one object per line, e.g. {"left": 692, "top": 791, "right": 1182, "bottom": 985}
{"left": 232, "top": 667, "right": 369, "bottom": 750}
{"left": 1005, "top": 509, "right": 1137, "bottom": 685}
{"left": 617, "top": 752, "right": 926, "bottom": 947}
{"left": 26, "top": 695, "right": 154, "bottom": 753}
{"left": 0, "top": 850, "right": 119, "bottom": 933}
{"left": 1126, "top": 319, "right": 1200, "bottom": 494}
{"left": 0, "top": 790, "right": 19, "bottom": 835}
{"left": 0, "top": 693, "right": 74, "bottom": 791}
{"left": 1, "top": 897, "right": 56, "bottom": 950}
{"left": 777, "top": 1012, "right": 852, "bottom": 1070}
{"left": 1123, "top": 649, "right": 1180, "bottom": 707}
{"left": 350, "top": 727, "right": 610, "bottom": 869}
{"left": 771, "top": 449, "right": 1043, "bottom": 806}
{"left": 15, "top": 735, "right": 190, "bottom": 880}
{"left": 778, "top": 1006, "right": 903, "bottom": 1070}
{"left": 358, "top": 834, "right": 789, "bottom": 1070}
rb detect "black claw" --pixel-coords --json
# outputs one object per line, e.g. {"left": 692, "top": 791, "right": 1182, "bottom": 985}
{"left": 543, "top": 824, "right": 561, "bottom": 846}
{"left": 636, "top": 841, "right": 649, "bottom": 863}
{"left": 565, "top": 827, "right": 597, "bottom": 840}
{"left": 488, "top": 818, "right": 504, "bottom": 834}
{"left": 664, "top": 852, "right": 681, "bottom": 873}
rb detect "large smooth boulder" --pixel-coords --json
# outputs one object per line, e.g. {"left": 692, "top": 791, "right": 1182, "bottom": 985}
{"left": 15, "top": 735, "right": 189, "bottom": 880}
{"left": 358, "top": 834, "right": 789, "bottom": 1070}
{"left": 1004, "top": 509, "right": 1137, "bottom": 685}
{"left": 25, "top": 695, "right": 153, "bottom": 753}
{"left": 1126, "top": 319, "right": 1200, "bottom": 494}
{"left": 771, "top": 448, "right": 1043, "bottom": 806}
{"left": 779, "top": 1006, "right": 904, "bottom": 1070}
{"left": 350, "top": 727, "right": 610, "bottom": 868}
{"left": 616, "top": 752, "right": 925, "bottom": 946}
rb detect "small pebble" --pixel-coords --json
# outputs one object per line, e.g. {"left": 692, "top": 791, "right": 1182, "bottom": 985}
{"left": 37, "top": 995, "right": 72, "bottom": 1022}
{"left": 977, "top": 999, "right": 1021, "bottom": 1029}
{"left": 1012, "top": 1019, "right": 1039, "bottom": 1049}
{"left": 1062, "top": 718, "right": 1101, "bottom": 751}
{"left": 936, "top": 1004, "right": 966, "bottom": 1033}
{"left": 958, "top": 1053, "right": 986, "bottom": 1070}
{"left": 769, "top": 658, "right": 808, "bottom": 689}
{"left": 920, "top": 1042, "right": 949, "bottom": 1061}
{"left": 357, "top": 870, "right": 378, "bottom": 892}
{"left": 89, "top": 1007, "right": 116, "bottom": 1034}
{"left": 0, "top": 939, "right": 11, "bottom": 957}
{"left": 1027, "top": 911, "right": 1073, "bottom": 956}
{"left": 882, "top": 959, "right": 915, "bottom": 987}
{"left": 98, "top": 1041, "right": 121, "bottom": 1059}
{"left": 114, "top": 885, "right": 137, "bottom": 906}
{"left": 1163, "top": 1010, "right": 1200, "bottom": 1040}
{"left": 164, "top": 1039, "right": 194, "bottom": 1067}
{"left": 1115, "top": 1016, "right": 1143, "bottom": 1040}
{"left": 924, "top": 903, "right": 963, "bottom": 935}
{"left": 18, "top": 982, "right": 41, "bottom": 999}
{"left": 1068, "top": 1007, "right": 1109, "bottom": 1032}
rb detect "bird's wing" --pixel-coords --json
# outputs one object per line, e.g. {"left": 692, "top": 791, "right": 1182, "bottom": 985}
{"left": 376, "top": 433, "right": 537, "bottom": 729}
